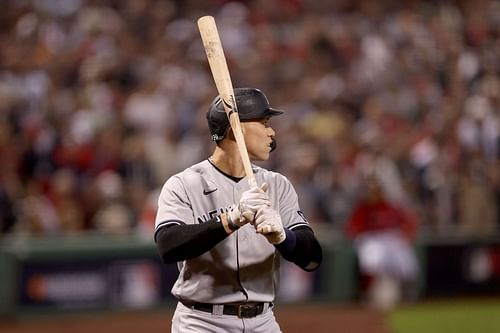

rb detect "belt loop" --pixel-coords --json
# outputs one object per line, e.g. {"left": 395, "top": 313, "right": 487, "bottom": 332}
{"left": 212, "top": 304, "right": 224, "bottom": 316}
{"left": 263, "top": 302, "right": 269, "bottom": 313}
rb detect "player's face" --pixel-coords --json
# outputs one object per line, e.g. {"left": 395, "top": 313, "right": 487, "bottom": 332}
{"left": 241, "top": 117, "right": 275, "bottom": 161}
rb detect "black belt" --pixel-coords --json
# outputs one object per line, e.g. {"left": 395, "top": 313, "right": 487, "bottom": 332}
{"left": 181, "top": 301, "right": 271, "bottom": 318}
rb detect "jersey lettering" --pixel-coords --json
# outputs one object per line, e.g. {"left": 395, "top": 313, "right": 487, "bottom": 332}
{"left": 196, "top": 206, "right": 233, "bottom": 224}
{"left": 197, "top": 209, "right": 218, "bottom": 223}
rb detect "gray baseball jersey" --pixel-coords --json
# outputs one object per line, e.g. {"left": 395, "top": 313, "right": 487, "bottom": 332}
{"left": 155, "top": 159, "right": 310, "bottom": 304}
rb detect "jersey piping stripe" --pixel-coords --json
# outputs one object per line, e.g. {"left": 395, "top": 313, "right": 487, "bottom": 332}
{"left": 154, "top": 220, "right": 185, "bottom": 241}
{"left": 155, "top": 220, "right": 185, "bottom": 230}
{"left": 289, "top": 222, "right": 311, "bottom": 230}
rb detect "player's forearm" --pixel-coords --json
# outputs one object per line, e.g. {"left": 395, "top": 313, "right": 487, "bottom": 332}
{"left": 155, "top": 218, "right": 229, "bottom": 263}
{"left": 275, "top": 227, "right": 323, "bottom": 271}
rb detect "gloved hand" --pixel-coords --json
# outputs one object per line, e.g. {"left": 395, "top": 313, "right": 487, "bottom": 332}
{"left": 254, "top": 206, "right": 286, "bottom": 244}
{"left": 227, "top": 183, "right": 270, "bottom": 229}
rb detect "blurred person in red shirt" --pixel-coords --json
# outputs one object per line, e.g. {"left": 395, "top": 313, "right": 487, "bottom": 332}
{"left": 345, "top": 173, "right": 419, "bottom": 309}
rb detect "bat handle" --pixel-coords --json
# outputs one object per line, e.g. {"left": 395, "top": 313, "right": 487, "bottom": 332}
{"left": 248, "top": 176, "right": 257, "bottom": 188}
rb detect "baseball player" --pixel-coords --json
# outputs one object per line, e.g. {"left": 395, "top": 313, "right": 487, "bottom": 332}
{"left": 345, "top": 174, "right": 419, "bottom": 309}
{"left": 154, "top": 88, "right": 322, "bottom": 332}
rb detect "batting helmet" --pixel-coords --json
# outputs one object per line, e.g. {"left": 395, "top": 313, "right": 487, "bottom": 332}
{"left": 206, "top": 88, "right": 283, "bottom": 142}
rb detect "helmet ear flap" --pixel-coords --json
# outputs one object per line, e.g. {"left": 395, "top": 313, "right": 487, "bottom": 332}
{"left": 208, "top": 112, "right": 230, "bottom": 141}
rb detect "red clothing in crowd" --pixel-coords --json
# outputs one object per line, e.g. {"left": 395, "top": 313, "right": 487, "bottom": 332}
{"left": 346, "top": 200, "right": 418, "bottom": 242}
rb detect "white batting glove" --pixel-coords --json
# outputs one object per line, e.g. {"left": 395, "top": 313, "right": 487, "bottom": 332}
{"left": 254, "top": 206, "right": 286, "bottom": 244}
{"left": 228, "top": 183, "right": 270, "bottom": 228}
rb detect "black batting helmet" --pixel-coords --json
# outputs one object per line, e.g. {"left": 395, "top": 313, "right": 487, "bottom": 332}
{"left": 206, "top": 88, "right": 283, "bottom": 142}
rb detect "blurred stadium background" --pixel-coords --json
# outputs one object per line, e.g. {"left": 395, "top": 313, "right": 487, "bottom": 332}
{"left": 1, "top": 0, "right": 499, "bottom": 332}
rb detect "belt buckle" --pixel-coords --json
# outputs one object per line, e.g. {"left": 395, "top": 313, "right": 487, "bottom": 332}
{"left": 237, "top": 304, "right": 257, "bottom": 318}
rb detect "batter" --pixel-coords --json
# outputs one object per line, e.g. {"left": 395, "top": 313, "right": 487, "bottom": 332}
{"left": 155, "top": 88, "right": 322, "bottom": 332}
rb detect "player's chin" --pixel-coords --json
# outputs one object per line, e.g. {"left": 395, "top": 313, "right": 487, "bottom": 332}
{"left": 250, "top": 150, "right": 270, "bottom": 161}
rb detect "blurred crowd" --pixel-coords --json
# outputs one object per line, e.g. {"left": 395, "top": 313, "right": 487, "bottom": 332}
{"left": 0, "top": 0, "right": 499, "bottom": 240}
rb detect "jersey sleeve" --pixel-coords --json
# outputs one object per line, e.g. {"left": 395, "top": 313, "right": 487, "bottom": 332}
{"left": 155, "top": 175, "right": 194, "bottom": 236}
{"left": 275, "top": 174, "right": 310, "bottom": 231}
{"left": 269, "top": 173, "right": 322, "bottom": 271}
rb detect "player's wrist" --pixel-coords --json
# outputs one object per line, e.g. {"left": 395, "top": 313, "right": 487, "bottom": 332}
{"left": 221, "top": 212, "right": 239, "bottom": 234}
{"left": 227, "top": 212, "right": 241, "bottom": 230}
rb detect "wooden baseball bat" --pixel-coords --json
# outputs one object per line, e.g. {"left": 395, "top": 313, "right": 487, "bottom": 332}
{"left": 197, "top": 15, "right": 257, "bottom": 188}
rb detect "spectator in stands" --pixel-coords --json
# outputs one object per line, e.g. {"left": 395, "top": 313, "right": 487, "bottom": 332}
{"left": 456, "top": 154, "right": 498, "bottom": 237}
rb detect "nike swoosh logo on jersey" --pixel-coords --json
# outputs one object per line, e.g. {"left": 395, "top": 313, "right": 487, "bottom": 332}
{"left": 203, "top": 188, "right": 217, "bottom": 195}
